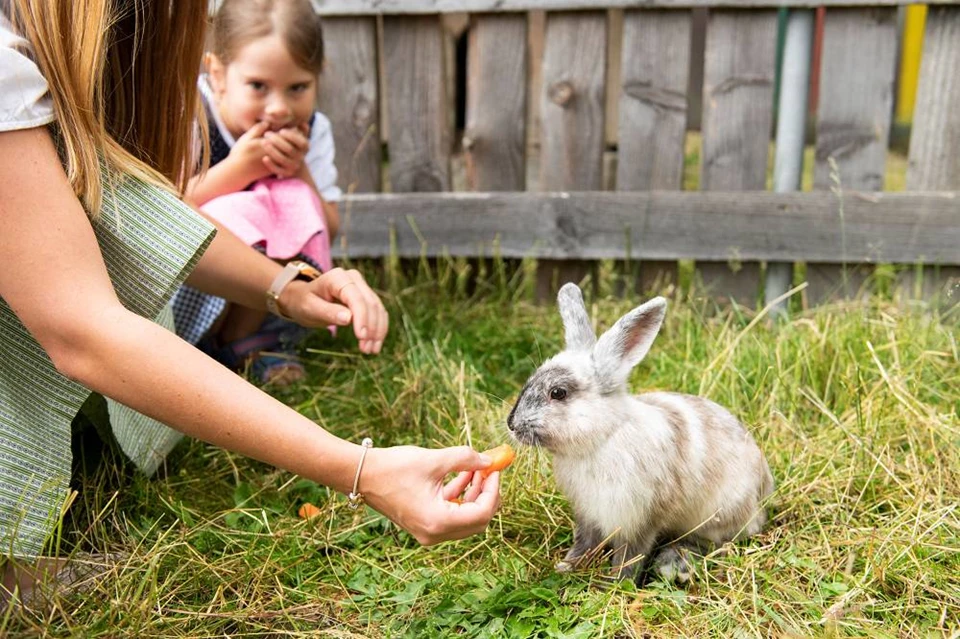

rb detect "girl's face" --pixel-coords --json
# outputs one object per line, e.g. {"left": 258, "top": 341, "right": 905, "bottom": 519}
{"left": 209, "top": 34, "right": 318, "bottom": 138}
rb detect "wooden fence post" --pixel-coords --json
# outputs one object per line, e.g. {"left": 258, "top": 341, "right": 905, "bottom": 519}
{"left": 903, "top": 6, "right": 960, "bottom": 304}
{"left": 318, "top": 17, "right": 382, "bottom": 195}
{"left": 616, "top": 9, "right": 692, "bottom": 295}
{"left": 699, "top": 8, "right": 778, "bottom": 307}
{"left": 536, "top": 11, "right": 608, "bottom": 301}
{"left": 809, "top": 7, "right": 897, "bottom": 305}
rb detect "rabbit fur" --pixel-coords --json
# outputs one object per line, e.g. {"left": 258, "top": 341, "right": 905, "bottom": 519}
{"left": 507, "top": 283, "right": 774, "bottom": 583}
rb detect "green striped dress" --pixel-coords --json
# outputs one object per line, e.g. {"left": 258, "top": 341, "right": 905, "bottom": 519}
{"left": 0, "top": 174, "right": 215, "bottom": 558}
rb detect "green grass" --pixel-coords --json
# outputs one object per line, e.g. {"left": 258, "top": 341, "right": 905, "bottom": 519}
{"left": 4, "top": 260, "right": 958, "bottom": 638}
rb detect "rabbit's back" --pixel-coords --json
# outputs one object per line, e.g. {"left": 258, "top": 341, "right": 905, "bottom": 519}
{"left": 637, "top": 392, "right": 773, "bottom": 543}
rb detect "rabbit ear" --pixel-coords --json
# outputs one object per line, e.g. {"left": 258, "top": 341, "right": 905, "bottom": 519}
{"left": 592, "top": 297, "right": 667, "bottom": 390}
{"left": 557, "top": 283, "right": 596, "bottom": 352}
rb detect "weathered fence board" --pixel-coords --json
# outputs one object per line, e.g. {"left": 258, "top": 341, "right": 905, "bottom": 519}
{"left": 382, "top": 15, "right": 451, "bottom": 192}
{"left": 335, "top": 191, "right": 960, "bottom": 261}
{"left": 808, "top": 8, "right": 897, "bottom": 304}
{"left": 904, "top": 6, "right": 960, "bottom": 302}
{"left": 537, "top": 11, "right": 608, "bottom": 297}
{"left": 464, "top": 14, "right": 529, "bottom": 191}
{"left": 311, "top": 0, "right": 957, "bottom": 16}
{"left": 318, "top": 17, "right": 381, "bottom": 194}
{"left": 539, "top": 12, "right": 607, "bottom": 190}
{"left": 617, "top": 9, "right": 692, "bottom": 292}
{"left": 907, "top": 6, "right": 960, "bottom": 191}
{"left": 698, "top": 9, "right": 777, "bottom": 305}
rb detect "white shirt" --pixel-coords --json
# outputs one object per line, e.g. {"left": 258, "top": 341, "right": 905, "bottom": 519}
{"left": 0, "top": 13, "right": 55, "bottom": 131}
{"left": 198, "top": 75, "right": 342, "bottom": 202}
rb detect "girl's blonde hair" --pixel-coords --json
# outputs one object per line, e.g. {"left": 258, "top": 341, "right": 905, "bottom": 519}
{"left": 213, "top": 0, "right": 325, "bottom": 74}
{"left": 10, "top": 0, "right": 208, "bottom": 217}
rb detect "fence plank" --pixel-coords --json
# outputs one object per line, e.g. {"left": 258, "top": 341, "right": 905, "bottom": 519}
{"left": 809, "top": 7, "right": 897, "bottom": 304}
{"left": 537, "top": 11, "right": 608, "bottom": 298}
{"left": 382, "top": 15, "right": 451, "bottom": 192}
{"left": 317, "top": 17, "right": 381, "bottom": 194}
{"left": 311, "top": 0, "right": 958, "bottom": 17}
{"left": 464, "top": 14, "right": 528, "bottom": 191}
{"left": 904, "top": 6, "right": 960, "bottom": 303}
{"left": 334, "top": 191, "right": 960, "bottom": 262}
{"left": 698, "top": 9, "right": 777, "bottom": 305}
{"left": 617, "top": 9, "right": 692, "bottom": 293}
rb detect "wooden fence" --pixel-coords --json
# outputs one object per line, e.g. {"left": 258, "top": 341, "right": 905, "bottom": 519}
{"left": 314, "top": 0, "right": 960, "bottom": 306}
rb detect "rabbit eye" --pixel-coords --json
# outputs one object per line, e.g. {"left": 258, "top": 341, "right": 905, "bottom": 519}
{"left": 549, "top": 387, "right": 567, "bottom": 401}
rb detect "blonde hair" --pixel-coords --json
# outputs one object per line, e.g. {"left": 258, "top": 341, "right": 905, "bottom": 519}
{"left": 10, "top": 0, "right": 208, "bottom": 217}
{"left": 213, "top": 0, "right": 325, "bottom": 74}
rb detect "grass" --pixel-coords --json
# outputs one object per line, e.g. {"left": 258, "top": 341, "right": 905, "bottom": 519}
{"left": 3, "top": 260, "right": 958, "bottom": 638}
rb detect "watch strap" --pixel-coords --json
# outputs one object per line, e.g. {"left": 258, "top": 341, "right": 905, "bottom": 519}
{"left": 266, "top": 260, "right": 321, "bottom": 319}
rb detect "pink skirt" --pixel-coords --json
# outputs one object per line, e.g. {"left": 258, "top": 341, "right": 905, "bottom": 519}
{"left": 200, "top": 177, "right": 332, "bottom": 272}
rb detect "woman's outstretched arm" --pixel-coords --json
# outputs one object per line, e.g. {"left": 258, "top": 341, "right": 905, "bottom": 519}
{"left": 0, "top": 126, "right": 499, "bottom": 545}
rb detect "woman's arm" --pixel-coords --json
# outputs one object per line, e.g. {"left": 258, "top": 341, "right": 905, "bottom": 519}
{"left": 0, "top": 126, "right": 498, "bottom": 545}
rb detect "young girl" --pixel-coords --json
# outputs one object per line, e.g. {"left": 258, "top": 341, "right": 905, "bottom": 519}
{"left": 173, "top": 0, "right": 342, "bottom": 385}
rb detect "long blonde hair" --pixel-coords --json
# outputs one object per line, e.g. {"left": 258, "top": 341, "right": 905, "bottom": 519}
{"left": 10, "top": 0, "right": 208, "bottom": 217}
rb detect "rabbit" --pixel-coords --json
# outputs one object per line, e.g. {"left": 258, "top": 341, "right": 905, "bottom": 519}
{"left": 507, "top": 283, "right": 774, "bottom": 584}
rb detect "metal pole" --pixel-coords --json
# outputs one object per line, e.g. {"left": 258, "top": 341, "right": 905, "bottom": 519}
{"left": 766, "top": 9, "right": 814, "bottom": 315}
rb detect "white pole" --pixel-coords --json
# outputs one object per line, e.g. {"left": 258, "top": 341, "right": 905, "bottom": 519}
{"left": 766, "top": 9, "right": 814, "bottom": 315}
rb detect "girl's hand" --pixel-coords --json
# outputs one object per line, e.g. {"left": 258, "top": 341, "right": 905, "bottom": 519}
{"left": 227, "top": 121, "right": 273, "bottom": 185}
{"left": 278, "top": 267, "right": 388, "bottom": 354}
{"left": 360, "top": 446, "right": 501, "bottom": 545}
{"left": 262, "top": 125, "right": 310, "bottom": 179}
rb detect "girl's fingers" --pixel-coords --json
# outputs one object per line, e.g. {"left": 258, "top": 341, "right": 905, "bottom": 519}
{"left": 242, "top": 120, "right": 271, "bottom": 141}
{"left": 264, "top": 131, "right": 296, "bottom": 158}
{"left": 275, "top": 127, "right": 310, "bottom": 152}
{"left": 262, "top": 155, "right": 284, "bottom": 176}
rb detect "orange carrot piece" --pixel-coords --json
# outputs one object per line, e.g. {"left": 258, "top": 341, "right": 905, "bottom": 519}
{"left": 298, "top": 503, "right": 322, "bottom": 519}
{"left": 479, "top": 444, "right": 515, "bottom": 478}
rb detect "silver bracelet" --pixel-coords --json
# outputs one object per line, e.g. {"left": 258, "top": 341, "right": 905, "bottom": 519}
{"left": 347, "top": 437, "right": 374, "bottom": 510}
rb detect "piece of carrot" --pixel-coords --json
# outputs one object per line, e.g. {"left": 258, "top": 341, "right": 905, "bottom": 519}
{"left": 479, "top": 443, "right": 515, "bottom": 479}
{"left": 298, "top": 503, "right": 322, "bottom": 519}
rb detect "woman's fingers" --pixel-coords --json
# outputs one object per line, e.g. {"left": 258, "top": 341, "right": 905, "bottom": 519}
{"left": 442, "top": 471, "right": 474, "bottom": 501}
{"left": 306, "top": 268, "right": 388, "bottom": 353}
{"left": 324, "top": 269, "right": 388, "bottom": 353}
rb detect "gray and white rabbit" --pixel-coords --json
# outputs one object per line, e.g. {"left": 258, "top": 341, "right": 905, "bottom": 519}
{"left": 507, "top": 283, "right": 774, "bottom": 583}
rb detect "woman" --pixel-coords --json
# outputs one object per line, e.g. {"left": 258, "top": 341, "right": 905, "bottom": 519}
{"left": 0, "top": 0, "right": 500, "bottom": 601}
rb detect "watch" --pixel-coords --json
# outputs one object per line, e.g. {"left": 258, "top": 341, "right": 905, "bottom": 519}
{"left": 265, "top": 260, "right": 321, "bottom": 319}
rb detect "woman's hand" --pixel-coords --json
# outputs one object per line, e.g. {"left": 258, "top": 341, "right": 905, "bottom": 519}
{"left": 262, "top": 124, "right": 310, "bottom": 179}
{"left": 359, "top": 446, "right": 501, "bottom": 545}
{"left": 278, "top": 267, "right": 388, "bottom": 354}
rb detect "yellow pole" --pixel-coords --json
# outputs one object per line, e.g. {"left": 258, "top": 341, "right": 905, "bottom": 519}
{"left": 897, "top": 4, "right": 927, "bottom": 124}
